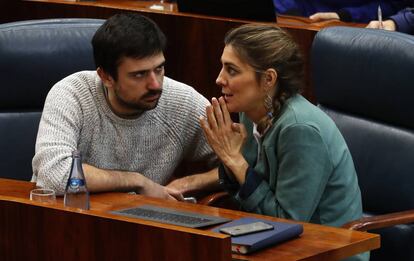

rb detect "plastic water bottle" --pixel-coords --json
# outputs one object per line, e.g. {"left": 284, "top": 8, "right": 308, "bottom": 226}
{"left": 64, "top": 150, "right": 90, "bottom": 210}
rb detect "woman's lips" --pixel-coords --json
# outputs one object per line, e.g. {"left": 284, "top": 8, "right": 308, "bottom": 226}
{"left": 223, "top": 94, "right": 233, "bottom": 102}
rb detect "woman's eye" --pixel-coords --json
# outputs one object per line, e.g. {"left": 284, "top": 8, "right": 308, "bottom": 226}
{"left": 227, "top": 67, "right": 238, "bottom": 76}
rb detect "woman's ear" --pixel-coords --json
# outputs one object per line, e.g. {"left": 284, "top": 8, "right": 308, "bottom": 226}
{"left": 263, "top": 68, "right": 277, "bottom": 91}
{"left": 97, "top": 67, "right": 115, "bottom": 89}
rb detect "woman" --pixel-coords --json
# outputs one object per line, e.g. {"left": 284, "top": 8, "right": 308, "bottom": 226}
{"left": 200, "top": 24, "right": 363, "bottom": 228}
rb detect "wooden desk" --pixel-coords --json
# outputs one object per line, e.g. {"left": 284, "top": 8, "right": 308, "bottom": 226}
{"left": 0, "top": 178, "right": 379, "bottom": 260}
{"left": 8, "top": 0, "right": 364, "bottom": 102}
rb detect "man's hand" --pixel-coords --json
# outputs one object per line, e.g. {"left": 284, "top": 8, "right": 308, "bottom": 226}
{"left": 366, "top": 20, "right": 396, "bottom": 31}
{"left": 309, "top": 12, "right": 340, "bottom": 21}
{"left": 166, "top": 168, "right": 219, "bottom": 195}
{"left": 83, "top": 163, "right": 183, "bottom": 201}
{"left": 139, "top": 177, "right": 184, "bottom": 201}
{"left": 167, "top": 175, "right": 198, "bottom": 195}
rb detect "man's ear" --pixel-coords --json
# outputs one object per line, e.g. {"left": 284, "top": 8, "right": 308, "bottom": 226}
{"left": 97, "top": 67, "right": 115, "bottom": 89}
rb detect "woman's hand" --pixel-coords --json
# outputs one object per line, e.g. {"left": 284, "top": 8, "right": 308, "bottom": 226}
{"left": 200, "top": 97, "right": 249, "bottom": 183}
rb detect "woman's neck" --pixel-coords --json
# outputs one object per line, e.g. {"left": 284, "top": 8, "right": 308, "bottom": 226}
{"left": 245, "top": 106, "right": 268, "bottom": 124}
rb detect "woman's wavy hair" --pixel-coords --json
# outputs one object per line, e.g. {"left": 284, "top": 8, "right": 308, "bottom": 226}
{"left": 224, "top": 24, "right": 304, "bottom": 132}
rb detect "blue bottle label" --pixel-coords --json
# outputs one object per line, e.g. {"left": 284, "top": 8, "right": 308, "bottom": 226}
{"left": 69, "top": 178, "right": 85, "bottom": 190}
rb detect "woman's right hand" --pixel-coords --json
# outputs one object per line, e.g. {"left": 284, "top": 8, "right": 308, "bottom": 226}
{"left": 200, "top": 97, "right": 249, "bottom": 183}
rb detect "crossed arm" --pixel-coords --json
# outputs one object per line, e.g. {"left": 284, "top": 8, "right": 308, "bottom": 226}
{"left": 83, "top": 163, "right": 184, "bottom": 200}
{"left": 82, "top": 163, "right": 218, "bottom": 201}
{"left": 33, "top": 79, "right": 218, "bottom": 201}
{"left": 166, "top": 167, "right": 219, "bottom": 195}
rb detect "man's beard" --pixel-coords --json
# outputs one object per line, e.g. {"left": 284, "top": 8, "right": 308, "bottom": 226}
{"left": 114, "top": 89, "right": 162, "bottom": 112}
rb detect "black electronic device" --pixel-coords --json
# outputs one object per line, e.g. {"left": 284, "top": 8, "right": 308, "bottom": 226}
{"left": 177, "top": 0, "right": 277, "bottom": 22}
{"left": 111, "top": 204, "right": 231, "bottom": 228}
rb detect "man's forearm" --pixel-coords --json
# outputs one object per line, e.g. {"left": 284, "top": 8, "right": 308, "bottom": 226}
{"left": 83, "top": 163, "right": 146, "bottom": 193}
{"left": 191, "top": 168, "right": 220, "bottom": 190}
{"left": 166, "top": 167, "right": 220, "bottom": 194}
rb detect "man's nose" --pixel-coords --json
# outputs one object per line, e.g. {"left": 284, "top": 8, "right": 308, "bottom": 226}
{"left": 147, "top": 71, "right": 162, "bottom": 90}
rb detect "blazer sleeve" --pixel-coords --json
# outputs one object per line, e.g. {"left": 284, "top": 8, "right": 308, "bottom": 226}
{"left": 390, "top": 8, "right": 414, "bottom": 34}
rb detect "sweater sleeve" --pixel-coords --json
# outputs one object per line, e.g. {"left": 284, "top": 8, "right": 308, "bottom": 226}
{"left": 236, "top": 124, "right": 333, "bottom": 222}
{"left": 32, "top": 80, "right": 84, "bottom": 195}
{"left": 390, "top": 8, "right": 414, "bottom": 34}
{"left": 182, "top": 87, "right": 218, "bottom": 168}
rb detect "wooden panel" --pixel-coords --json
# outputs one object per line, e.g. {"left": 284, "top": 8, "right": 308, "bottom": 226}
{"left": 0, "top": 198, "right": 231, "bottom": 261}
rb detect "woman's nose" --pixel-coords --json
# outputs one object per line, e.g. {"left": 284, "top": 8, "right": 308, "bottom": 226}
{"left": 216, "top": 69, "right": 226, "bottom": 87}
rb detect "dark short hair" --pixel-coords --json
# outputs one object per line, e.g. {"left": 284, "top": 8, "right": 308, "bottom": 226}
{"left": 92, "top": 13, "right": 167, "bottom": 80}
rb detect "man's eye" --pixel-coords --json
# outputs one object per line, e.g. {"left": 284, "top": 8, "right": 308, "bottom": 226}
{"left": 134, "top": 72, "right": 146, "bottom": 78}
{"left": 155, "top": 66, "right": 164, "bottom": 74}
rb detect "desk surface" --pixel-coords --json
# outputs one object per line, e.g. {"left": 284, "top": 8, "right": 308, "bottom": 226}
{"left": 0, "top": 178, "right": 379, "bottom": 260}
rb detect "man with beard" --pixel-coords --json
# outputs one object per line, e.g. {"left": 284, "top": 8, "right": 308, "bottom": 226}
{"left": 32, "top": 13, "right": 218, "bottom": 200}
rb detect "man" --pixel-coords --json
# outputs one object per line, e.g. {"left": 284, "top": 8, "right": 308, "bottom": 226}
{"left": 272, "top": 0, "right": 406, "bottom": 23}
{"left": 32, "top": 13, "right": 218, "bottom": 200}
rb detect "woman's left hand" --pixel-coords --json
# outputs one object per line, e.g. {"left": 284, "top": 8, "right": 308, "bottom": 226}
{"left": 200, "top": 97, "right": 248, "bottom": 182}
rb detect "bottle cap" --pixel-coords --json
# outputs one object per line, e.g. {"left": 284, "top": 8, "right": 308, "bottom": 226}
{"left": 72, "top": 150, "right": 81, "bottom": 158}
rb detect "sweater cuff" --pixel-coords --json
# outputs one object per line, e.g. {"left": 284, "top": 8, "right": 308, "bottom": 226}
{"left": 238, "top": 167, "right": 263, "bottom": 199}
{"left": 337, "top": 10, "right": 352, "bottom": 22}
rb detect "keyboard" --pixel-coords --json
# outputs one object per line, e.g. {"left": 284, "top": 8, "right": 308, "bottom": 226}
{"left": 111, "top": 204, "right": 231, "bottom": 228}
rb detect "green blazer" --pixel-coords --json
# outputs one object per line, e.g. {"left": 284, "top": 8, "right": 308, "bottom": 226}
{"left": 223, "top": 95, "right": 363, "bottom": 228}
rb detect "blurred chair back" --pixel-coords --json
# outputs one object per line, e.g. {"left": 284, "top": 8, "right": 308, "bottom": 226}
{"left": 312, "top": 26, "right": 414, "bottom": 261}
{"left": 0, "top": 18, "right": 104, "bottom": 180}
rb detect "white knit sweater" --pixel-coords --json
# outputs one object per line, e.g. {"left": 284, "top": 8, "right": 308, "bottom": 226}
{"left": 32, "top": 71, "right": 216, "bottom": 194}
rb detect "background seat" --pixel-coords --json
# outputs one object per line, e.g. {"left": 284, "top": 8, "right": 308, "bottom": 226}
{"left": 0, "top": 18, "right": 104, "bottom": 181}
{"left": 312, "top": 26, "right": 414, "bottom": 261}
